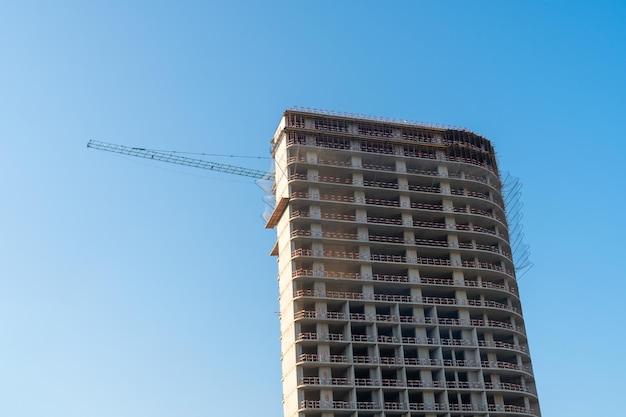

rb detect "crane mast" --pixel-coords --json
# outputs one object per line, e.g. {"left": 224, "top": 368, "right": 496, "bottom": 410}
{"left": 86, "top": 140, "right": 272, "bottom": 180}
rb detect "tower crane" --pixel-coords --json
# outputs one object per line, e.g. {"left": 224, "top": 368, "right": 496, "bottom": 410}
{"left": 87, "top": 140, "right": 287, "bottom": 228}
{"left": 86, "top": 140, "right": 273, "bottom": 180}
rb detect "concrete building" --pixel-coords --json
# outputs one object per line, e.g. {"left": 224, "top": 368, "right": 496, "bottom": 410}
{"left": 266, "top": 108, "right": 541, "bottom": 417}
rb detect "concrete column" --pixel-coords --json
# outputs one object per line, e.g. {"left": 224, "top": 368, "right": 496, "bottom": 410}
{"left": 354, "top": 190, "right": 365, "bottom": 205}
{"left": 310, "top": 223, "right": 322, "bottom": 238}
{"left": 319, "top": 367, "right": 332, "bottom": 384}
{"left": 359, "top": 244, "right": 371, "bottom": 261}
{"left": 317, "top": 322, "right": 329, "bottom": 340}
{"left": 396, "top": 159, "right": 407, "bottom": 173}
{"left": 312, "top": 241, "right": 324, "bottom": 257}
{"left": 398, "top": 176, "right": 408, "bottom": 191}
{"left": 312, "top": 261, "right": 324, "bottom": 277}
{"left": 406, "top": 248, "right": 417, "bottom": 264}
{"left": 356, "top": 208, "right": 367, "bottom": 223}
{"left": 400, "top": 194, "right": 411, "bottom": 209}
{"left": 450, "top": 252, "right": 462, "bottom": 268}
{"left": 313, "top": 281, "right": 326, "bottom": 296}
{"left": 309, "top": 186, "right": 320, "bottom": 200}
{"left": 320, "top": 389, "right": 333, "bottom": 408}
{"left": 310, "top": 205, "right": 321, "bottom": 219}
{"left": 362, "top": 284, "right": 374, "bottom": 299}
{"left": 452, "top": 270, "right": 464, "bottom": 287}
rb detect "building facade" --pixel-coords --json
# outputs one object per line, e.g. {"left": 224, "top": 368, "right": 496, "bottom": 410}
{"left": 267, "top": 108, "right": 541, "bottom": 417}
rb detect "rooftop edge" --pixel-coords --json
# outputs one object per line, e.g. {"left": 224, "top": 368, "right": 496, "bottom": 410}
{"left": 286, "top": 106, "right": 484, "bottom": 138}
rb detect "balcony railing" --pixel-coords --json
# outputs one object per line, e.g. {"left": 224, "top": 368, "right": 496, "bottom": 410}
{"left": 288, "top": 156, "right": 353, "bottom": 168}
{"left": 290, "top": 210, "right": 509, "bottom": 240}
{"left": 294, "top": 310, "right": 526, "bottom": 335}
{"left": 285, "top": 126, "right": 498, "bottom": 176}
{"left": 363, "top": 162, "right": 395, "bottom": 172}
{"left": 298, "top": 353, "right": 533, "bottom": 374}
{"left": 296, "top": 332, "right": 345, "bottom": 342}
{"left": 290, "top": 192, "right": 505, "bottom": 225}
{"left": 293, "top": 289, "right": 522, "bottom": 315}
{"left": 299, "top": 376, "right": 350, "bottom": 386}
{"left": 292, "top": 268, "right": 362, "bottom": 280}
{"left": 291, "top": 229, "right": 511, "bottom": 260}
{"left": 299, "top": 399, "right": 537, "bottom": 415}
{"left": 297, "top": 377, "right": 533, "bottom": 392}
{"left": 291, "top": 174, "right": 502, "bottom": 208}
{"left": 291, "top": 248, "right": 514, "bottom": 277}
{"left": 286, "top": 156, "right": 499, "bottom": 192}
{"left": 453, "top": 205, "right": 505, "bottom": 223}
{"left": 289, "top": 173, "right": 352, "bottom": 185}
{"left": 291, "top": 269, "right": 518, "bottom": 295}
{"left": 286, "top": 157, "right": 500, "bottom": 193}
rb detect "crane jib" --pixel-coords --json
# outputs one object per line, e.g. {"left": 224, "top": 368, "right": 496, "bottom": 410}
{"left": 87, "top": 140, "right": 272, "bottom": 180}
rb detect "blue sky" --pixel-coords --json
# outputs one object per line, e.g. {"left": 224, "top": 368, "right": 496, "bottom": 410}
{"left": 1, "top": 1, "right": 624, "bottom": 416}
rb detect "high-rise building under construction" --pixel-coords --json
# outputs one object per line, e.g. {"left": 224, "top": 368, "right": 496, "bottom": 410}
{"left": 266, "top": 108, "right": 541, "bottom": 417}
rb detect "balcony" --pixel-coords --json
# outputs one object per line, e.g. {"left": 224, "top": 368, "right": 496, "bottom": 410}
{"left": 288, "top": 155, "right": 353, "bottom": 168}
{"left": 295, "top": 310, "right": 523, "bottom": 335}
{"left": 299, "top": 376, "right": 351, "bottom": 386}
{"left": 365, "top": 197, "right": 401, "bottom": 208}
{"left": 288, "top": 155, "right": 440, "bottom": 178}
{"left": 289, "top": 171, "right": 504, "bottom": 214}
{"left": 487, "top": 404, "right": 538, "bottom": 415}
{"left": 462, "top": 260, "right": 514, "bottom": 276}
{"left": 293, "top": 290, "right": 521, "bottom": 315}
{"left": 294, "top": 310, "right": 347, "bottom": 320}
{"left": 285, "top": 131, "right": 498, "bottom": 175}
{"left": 293, "top": 289, "right": 522, "bottom": 315}
{"left": 299, "top": 400, "right": 354, "bottom": 410}
{"left": 291, "top": 270, "right": 518, "bottom": 297}
{"left": 410, "top": 201, "right": 444, "bottom": 211}
{"left": 290, "top": 192, "right": 506, "bottom": 227}
{"left": 290, "top": 192, "right": 357, "bottom": 204}
{"left": 351, "top": 334, "right": 376, "bottom": 342}
{"left": 290, "top": 210, "right": 357, "bottom": 222}
{"left": 453, "top": 222, "right": 508, "bottom": 240}
{"left": 292, "top": 268, "right": 362, "bottom": 280}
{"left": 291, "top": 229, "right": 359, "bottom": 240}
{"left": 292, "top": 248, "right": 457, "bottom": 269}
{"left": 298, "top": 377, "right": 536, "bottom": 395}
{"left": 296, "top": 332, "right": 346, "bottom": 342}
{"left": 289, "top": 173, "right": 352, "bottom": 185}
{"left": 298, "top": 353, "right": 349, "bottom": 363}
{"left": 448, "top": 171, "right": 491, "bottom": 185}
{"left": 290, "top": 211, "right": 509, "bottom": 242}
{"left": 298, "top": 400, "right": 537, "bottom": 415}
{"left": 482, "top": 360, "right": 533, "bottom": 374}
{"left": 450, "top": 187, "right": 504, "bottom": 210}
{"left": 291, "top": 229, "right": 512, "bottom": 262}
{"left": 297, "top": 354, "right": 532, "bottom": 374}
{"left": 453, "top": 205, "right": 505, "bottom": 224}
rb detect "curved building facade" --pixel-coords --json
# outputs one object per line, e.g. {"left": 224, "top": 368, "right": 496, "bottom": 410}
{"left": 267, "top": 108, "right": 541, "bottom": 417}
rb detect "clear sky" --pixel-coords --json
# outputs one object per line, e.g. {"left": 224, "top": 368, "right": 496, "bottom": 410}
{"left": 1, "top": 1, "right": 624, "bottom": 416}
